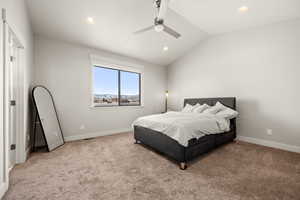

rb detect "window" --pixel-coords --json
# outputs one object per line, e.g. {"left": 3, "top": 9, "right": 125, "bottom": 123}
{"left": 120, "top": 71, "right": 141, "bottom": 106}
{"left": 93, "top": 66, "right": 141, "bottom": 107}
{"left": 93, "top": 67, "right": 119, "bottom": 106}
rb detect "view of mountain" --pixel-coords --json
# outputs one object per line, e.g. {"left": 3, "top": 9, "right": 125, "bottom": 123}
{"left": 94, "top": 94, "right": 140, "bottom": 105}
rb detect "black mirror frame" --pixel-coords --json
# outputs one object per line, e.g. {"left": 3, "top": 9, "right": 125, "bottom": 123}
{"left": 32, "top": 85, "right": 65, "bottom": 152}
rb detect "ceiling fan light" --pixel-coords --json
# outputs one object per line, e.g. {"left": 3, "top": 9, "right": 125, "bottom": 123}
{"left": 154, "top": 24, "right": 164, "bottom": 32}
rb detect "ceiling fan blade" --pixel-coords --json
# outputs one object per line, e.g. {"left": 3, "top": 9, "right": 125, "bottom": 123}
{"left": 163, "top": 25, "right": 181, "bottom": 39}
{"left": 157, "top": 0, "right": 169, "bottom": 20}
{"left": 133, "top": 25, "right": 155, "bottom": 34}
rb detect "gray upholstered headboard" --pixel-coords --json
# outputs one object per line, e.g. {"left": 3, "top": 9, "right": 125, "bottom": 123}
{"left": 184, "top": 97, "right": 237, "bottom": 132}
{"left": 184, "top": 97, "right": 236, "bottom": 110}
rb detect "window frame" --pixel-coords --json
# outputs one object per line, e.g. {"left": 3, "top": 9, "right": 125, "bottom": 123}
{"left": 92, "top": 65, "right": 142, "bottom": 107}
{"left": 119, "top": 69, "right": 141, "bottom": 107}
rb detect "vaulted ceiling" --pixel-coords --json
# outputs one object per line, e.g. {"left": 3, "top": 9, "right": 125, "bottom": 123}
{"left": 170, "top": 0, "right": 300, "bottom": 34}
{"left": 26, "top": 0, "right": 300, "bottom": 66}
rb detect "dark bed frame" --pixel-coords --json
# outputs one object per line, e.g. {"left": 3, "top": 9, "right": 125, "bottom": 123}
{"left": 134, "top": 97, "right": 236, "bottom": 170}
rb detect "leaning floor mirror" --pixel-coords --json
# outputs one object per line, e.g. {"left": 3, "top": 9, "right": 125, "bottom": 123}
{"left": 32, "top": 86, "right": 64, "bottom": 151}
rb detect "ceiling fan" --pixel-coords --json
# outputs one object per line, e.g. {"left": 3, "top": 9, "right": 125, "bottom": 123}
{"left": 134, "top": 0, "right": 181, "bottom": 39}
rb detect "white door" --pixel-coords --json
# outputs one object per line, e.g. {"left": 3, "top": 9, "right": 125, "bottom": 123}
{"left": 8, "top": 32, "right": 18, "bottom": 169}
{"left": 0, "top": 12, "right": 6, "bottom": 198}
{"left": 1, "top": 9, "right": 25, "bottom": 198}
{"left": 1, "top": 9, "right": 9, "bottom": 198}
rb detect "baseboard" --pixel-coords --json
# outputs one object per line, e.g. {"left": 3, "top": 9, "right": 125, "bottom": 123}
{"left": 0, "top": 182, "right": 8, "bottom": 199}
{"left": 237, "top": 136, "right": 300, "bottom": 153}
{"left": 64, "top": 128, "right": 133, "bottom": 142}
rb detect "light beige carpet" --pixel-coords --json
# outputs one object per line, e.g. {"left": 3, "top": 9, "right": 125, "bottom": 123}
{"left": 3, "top": 132, "right": 300, "bottom": 200}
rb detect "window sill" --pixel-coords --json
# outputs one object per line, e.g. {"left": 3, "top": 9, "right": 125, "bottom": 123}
{"left": 89, "top": 105, "right": 144, "bottom": 109}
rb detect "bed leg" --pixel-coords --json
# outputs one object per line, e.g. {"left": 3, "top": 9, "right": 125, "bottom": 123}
{"left": 180, "top": 162, "right": 187, "bottom": 170}
{"left": 134, "top": 140, "right": 140, "bottom": 144}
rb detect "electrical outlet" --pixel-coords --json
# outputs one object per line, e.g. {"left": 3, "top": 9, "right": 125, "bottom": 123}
{"left": 266, "top": 129, "right": 273, "bottom": 136}
{"left": 80, "top": 125, "right": 85, "bottom": 130}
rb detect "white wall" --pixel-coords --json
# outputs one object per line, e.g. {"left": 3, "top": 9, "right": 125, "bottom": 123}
{"left": 34, "top": 36, "right": 167, "bottom": 141}
{"left": 167, "top": 20, "right": 300, "bottom": 149}
{"left": 0, "top": 0, "right": 34, "bottom": 198}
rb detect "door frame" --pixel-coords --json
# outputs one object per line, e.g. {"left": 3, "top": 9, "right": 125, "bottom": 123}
{"left": 3, "top": 9, "right": 26, "bottom": 165}
{"left": 1, "top": 8, "right": 26, "bottom": 198}
{"left": 7, "top": 27, "right": 26, "bottom": 164}
{"left": 1, "top": 8, "right": 9, "bottom": 198}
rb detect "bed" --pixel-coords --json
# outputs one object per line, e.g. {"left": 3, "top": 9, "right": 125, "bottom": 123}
{"left": 133, "top": 97, "right": 236, "bottom": 170}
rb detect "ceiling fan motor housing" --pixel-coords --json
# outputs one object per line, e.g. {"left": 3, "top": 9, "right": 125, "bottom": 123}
{"left": 154, "top": 17, "right": 164, "bottom": 32}
{"left": 155, "top": 17, "right": 164, "bottom": 25}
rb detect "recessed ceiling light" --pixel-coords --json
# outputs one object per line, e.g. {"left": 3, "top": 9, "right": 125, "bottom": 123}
{"left": 86, "top": 17, "right": 94, "bottom": 24}
{"left": 238, "top": 6, "right": 249, "bottom": 13}
{"left": 163, "top": 46, "right": 169, "bottom": 51}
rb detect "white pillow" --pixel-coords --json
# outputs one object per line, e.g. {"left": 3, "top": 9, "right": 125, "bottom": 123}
{"left": 193, "top": 104, "right": 210, "bottom": 113}
{"left": 192, "top": 103, "right": 201, "bottom": 110}
{"left": 216, "top": 104, "right": 238, "bottom": 119}
{"left": 203, "top": 102, "right": 225, "bottom": 114}
{"left": 181, "top": 104, "right": 194, "bottom": 113}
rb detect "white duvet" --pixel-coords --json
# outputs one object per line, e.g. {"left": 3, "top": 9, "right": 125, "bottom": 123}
{"left": 132, "top": 111, "right": 230, "bottom": 147}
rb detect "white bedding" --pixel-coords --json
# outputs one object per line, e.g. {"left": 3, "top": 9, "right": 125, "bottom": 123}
{"left": 132, "top": 111, "right": 230, "bottom": 147}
